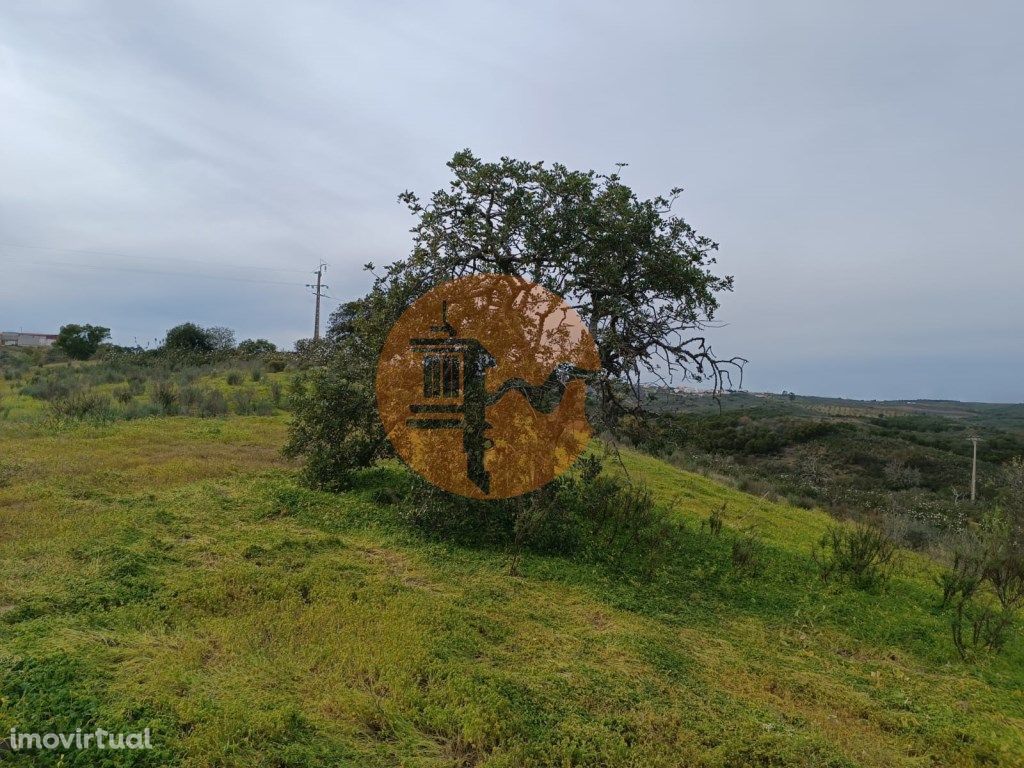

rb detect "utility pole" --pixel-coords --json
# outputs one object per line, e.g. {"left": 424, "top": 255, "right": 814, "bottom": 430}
{"left": 306, "top": 262, "right": 329, "bottom": 341}
{"left": 969, "top": 436, "right": 981, "bottom": 503}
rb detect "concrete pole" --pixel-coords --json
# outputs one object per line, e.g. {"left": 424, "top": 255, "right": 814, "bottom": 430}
{"left": 970, "top": 437, "right": 980, "bottom": 503}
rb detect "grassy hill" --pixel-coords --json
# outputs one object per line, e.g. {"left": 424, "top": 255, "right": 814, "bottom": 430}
{"left": 2, "top": 364, "right": 1023, "bottom": 766}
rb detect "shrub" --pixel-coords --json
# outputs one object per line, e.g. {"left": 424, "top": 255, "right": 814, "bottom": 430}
{"left": 951, "top": 597, "right": 1014, "bottom": 658}
{"left": 238, "top": 338, "right": 276, "bottom": 356}
{"left": 50, "top": 391, "right": 113, "bottom": 422}
{"left": 884, "top": 458, "right": 923, "bottom": 490}
{"left": 940, "top": 530, "right": 1014, "bottom": 657}
{"left": 112, "top": 386, "right": 134, "bottom": 404}
{"left": 126, "top": 377, "right": 146, "bottom": 396}
{"left": 179, "top": 386, "right": 204, "bottom": 410}
{"left": 250, "top": 366, "right": 263, "bottom": 382}
{"left": 200, "top": 389, "right": 229, "bottom": 417}
{"left": 226, "top": 370, "right": 244, "bottom": 386}
{"left": 403, "top": 454, "right": 680, "bottom": 577}
{"left": 163, "top": 323, "right": 234, "bottom": 354}
{"left": 121, "top": 401, "right": 162, "bottom": 420}
{"left": 284, "top": 368, "right": 386, "bottom": 491}
{"left": 705, "top": 503, "right": 725, "bottom": 536}
{"left": 884, "top": 513, "right": 940, "bottom": 551}
{"left": 231, "top": 389, "right": 273, "bottom": 416}
{"left": 731, "top": 529, "right": 765, "bottom": 576}
{"left": 151, "top": 381, "right": 179, "bottom": 415}
{"left": 942, "top": 505, "right": 1024, "bottom": 658}
{"left": 269, "top": 381, "right": 283, "bottom": 406}
{"left": 21, "top": 376, "right": 73, "bottom": 401}
{"left": 937, "top": 536, "right": 984, "bottom": 610}
{"left": 812, "top": 522, "right": 898, "bottom": 590}
{"left": 266, "top": 355, "right": 289, "bottom": 373}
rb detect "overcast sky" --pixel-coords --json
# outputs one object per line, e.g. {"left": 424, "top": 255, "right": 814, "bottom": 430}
{"left": 2, "top": 1, "right": 1021, "bottom": 401}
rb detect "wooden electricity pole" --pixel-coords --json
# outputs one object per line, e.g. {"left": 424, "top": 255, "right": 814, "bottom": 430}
{"left": 306, "top": 262, "right": 329, "bottom": 341}
{"left": 969, "top": 436, "right": 981, "bottom": 503}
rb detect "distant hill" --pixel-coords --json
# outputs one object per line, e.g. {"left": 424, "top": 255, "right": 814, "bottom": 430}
{"left": 643, "top": 387, "right": 1024, "bottom": 429}
{"left": 635, "top": 388, "right": 1024, "bottom": 536}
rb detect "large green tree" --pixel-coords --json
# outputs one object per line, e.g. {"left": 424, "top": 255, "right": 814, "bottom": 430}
{"left": 390, "top": 150, "right": 742, "bottom": 416}
{"left": 286, "top": 150, "right": 741, "bottom": 488}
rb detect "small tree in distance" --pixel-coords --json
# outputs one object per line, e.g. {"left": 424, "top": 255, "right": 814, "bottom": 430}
{"left": 238, "top": 338, "right": 277, "bottom": 355}
{"left": 164, "top": 323, "right": 213, "bottom": 352}
{"left": 205, "top": 326, "right": 236, "bottom": 352}
{"left": 54, "top": 324, "right": 110, "bottom": 360}
{"left": 163, "top": 323, "right": 235, "bottom": 353}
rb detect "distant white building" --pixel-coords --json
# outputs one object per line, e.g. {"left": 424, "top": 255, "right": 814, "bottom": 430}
{"left": 0, "top": 331, "right": 58, "bottom": 347}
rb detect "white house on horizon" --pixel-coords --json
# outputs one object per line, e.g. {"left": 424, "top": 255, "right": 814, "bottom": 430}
{"left": 0, "top": 331, "right": 59, "bottom": 347}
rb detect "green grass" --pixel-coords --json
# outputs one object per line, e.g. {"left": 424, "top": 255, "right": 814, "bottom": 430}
{"left": 1, "top": 406, "right": 1023, "bottom": 765}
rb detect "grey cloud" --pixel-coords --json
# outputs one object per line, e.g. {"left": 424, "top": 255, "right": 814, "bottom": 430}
{"left": 1, "top": 0, "right": 1021, "bottom": 400}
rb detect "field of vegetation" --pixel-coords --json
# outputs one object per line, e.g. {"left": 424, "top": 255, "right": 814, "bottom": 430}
{"left": 2, "top": 347, "right": 1023, "bottom": 767}
{"left": 634, "top": 389, "right": 1024, "bottom": 544}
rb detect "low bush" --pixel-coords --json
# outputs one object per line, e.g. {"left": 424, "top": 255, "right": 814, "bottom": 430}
{"left": 49, "top": 391, "right": 114, "bottom": 422}
{"left": 403, "top": 454, "right": 681, "bottom": 576}
{"left": 704, "top": 503, "right": 725, "bottom": 536}
{"left": 126, "top": 376, "right": 146, "bottom": 396}
{"left": 812, "top": 522, "right": 898, "bottom": 590}
{"left": 731, "top": 529, "right": 765, "bottom": 577}
{"left": 940, "top": 508, "right": 1024, "bottom": 658}
{"left": 200, "top": 389, "right": 229, "bottom": 417}
{"left": 266, "top": 355, "right": 289, "bottom": 373}
{"left": 230, "top": 389, "right": 273, "bottom": 416}
{"left": 180, "top": 386, "right": 204, "bottom": 410}
{"left": 269, "top": 381, "right": 283, "bottom": 406}
{"left": 21, "top": 377, "right": 73, "bottom": 401}
{"left": 884, "top": 458, "right": 923, "bottom": 490}
{"left": 151, "top": 381, "right": 179, "bottom": 415}
{"left": 112, "top": 386, "right": 134, "bottom": 404}
{"left": 226, "top": 370, "right": 244, "bottom": 386}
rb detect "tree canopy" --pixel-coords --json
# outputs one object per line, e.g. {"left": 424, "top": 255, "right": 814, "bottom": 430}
{"left": 286, "top": 150, "right": 741, "bottom": 489}
{"left": 163, "top": 323, "right": 235, "bottom": 353}
{"left": 238, "top": 338, "right": 277, "bottom": 355}
{"left": 387, "top": 149, "right": 743, "bottom": 418}
{"left": 54, "top": 324, "right": 110, "bottom": 360}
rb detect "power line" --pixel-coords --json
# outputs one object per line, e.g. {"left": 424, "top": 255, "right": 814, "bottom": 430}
{"left": 0, "top": 241, "right": 310, "bottom": 273}
{"left": 1, "top": 256, "right": 309, "bottom": 287}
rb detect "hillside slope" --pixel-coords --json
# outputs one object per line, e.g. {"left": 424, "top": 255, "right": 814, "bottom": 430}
{"left": 1, "top": 413, "right": 1023, "bottom": 767}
